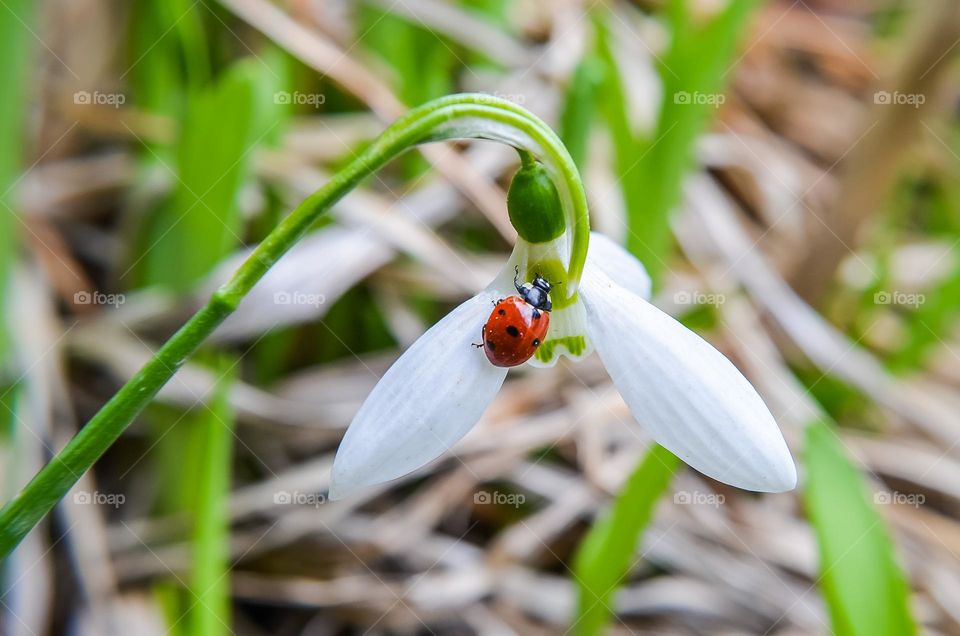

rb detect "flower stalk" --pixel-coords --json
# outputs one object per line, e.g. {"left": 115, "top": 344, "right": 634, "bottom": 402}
{"left": 0, "top": 94, "right": 588, "bottom": 558}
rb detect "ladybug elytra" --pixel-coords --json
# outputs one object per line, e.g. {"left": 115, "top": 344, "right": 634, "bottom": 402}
{"left": 477, "top": 267, "right": 553, "bottom": 367}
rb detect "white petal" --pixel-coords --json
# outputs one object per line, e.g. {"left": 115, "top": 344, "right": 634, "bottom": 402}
{"left": 580, "top": 269, "right": 796, "bottom": 492}
{"left": 585, "top": 232, "right": 652, "bottom": 300}
{"left": 330, "top": 292, "right": 507, "bottom": 499}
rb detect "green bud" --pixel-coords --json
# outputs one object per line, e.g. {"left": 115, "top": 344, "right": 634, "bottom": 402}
{"left": 507, "top": 158, "right": 566, "bottom": 244}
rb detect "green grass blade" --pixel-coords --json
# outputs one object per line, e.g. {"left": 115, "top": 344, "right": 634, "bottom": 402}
{"left": 0, "top": 387, "right": 22, "bottom": 494}
{"left": 188, "top": 355, "right": 235, "bottom": 636}
{"left": 0, "top": 0, "right": 32, "bottom": 362}
{"left": 559, "top": 56, "right": 604, "bottom": 171}
{"left": 803, "top": 421, "right": 915, "bottom": 636}
{"left": 596, "top": 0, "right": 758, "bottom": 281}
{"left": 652, "top": 0, "right": 757, "bottom": 218}
{"left": 143, "top": 60, "right": 262, "bottom": 291}
{"left": 165, "top": 0, "right": 211, "bottom": 89}
{"left": 572, "top": 445, "right": 680, "bottom": 636}
{"left": 0, "top": 5, "right": 31, "bottom": 564}
{"left": 128, "top": 0, "right": 204, "bottom": 116}
{"left": 359, "top": 5, "right": 456, "bottom": 178}
{"left": 595, "top": 13, "right": 672, "bottom": 275}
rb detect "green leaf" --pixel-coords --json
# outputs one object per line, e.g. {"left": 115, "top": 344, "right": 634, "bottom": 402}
{"left": 803, "top": 421, "right": 915, "bottom": 636}
{"left": 559, "top": 56, "right": 604, "bottom": 170}
{"left": 188, "top": 354, "right": 235, "bottom": 636}
{"left": 143, "top": 60, "right": 262, "bottom": 291}
{"left": 359, "top": 5, "right": 456, "bottom": 179}
{"left": 595, "top": 0, "right": 758, "bottom": 282}
{"left": 0, "top": 0, "right": 33, "bottom": 362}
{"left": 572, "top": 445, "right": 680, "bottom": 636}
{"left": 128, "top": 0, "right": 208, "bottom": 114}
{"left": 1, "top": 385, "right": 22, "bottom": 490}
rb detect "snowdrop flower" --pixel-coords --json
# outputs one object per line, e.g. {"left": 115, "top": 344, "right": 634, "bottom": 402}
{"left": 331, "top": 201, "right": 795, "bottom": 500}
{"left": 328, "top": 94, "right": 795, "bottom": 500}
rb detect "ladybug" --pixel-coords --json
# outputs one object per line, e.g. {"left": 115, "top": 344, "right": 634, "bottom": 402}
{"left": 476, "top": 266, "right": 552, "bottom": 367}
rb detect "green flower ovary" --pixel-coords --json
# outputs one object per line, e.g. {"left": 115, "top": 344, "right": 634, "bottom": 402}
{"left": 534, "top": 335, "right": 587, "bottom": 363}
{"left": 507, "top": 160, "right": 566, "bottom": 244}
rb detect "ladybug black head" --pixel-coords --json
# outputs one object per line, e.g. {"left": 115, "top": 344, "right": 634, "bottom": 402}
{"left": 518, "top": 273, "right": 552, "bottom": 312}
{"left": 531, "top": 274, "right": 552, "bottom": 294}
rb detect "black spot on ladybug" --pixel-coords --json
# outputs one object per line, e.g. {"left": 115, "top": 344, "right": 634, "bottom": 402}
{"left": 498, "top": 309, "right": 506, "bottom": 316}
{"left": 487, "top": 341, "right": 496, "bottom": 350}
{"left": 506, "top": 325, "right": 520, "bottom": 337}
{"left": 533, "top": 312, "right": 541, "bottom": 320}
{"left": 532, "top": 338, "right": 540, "bottom": 347}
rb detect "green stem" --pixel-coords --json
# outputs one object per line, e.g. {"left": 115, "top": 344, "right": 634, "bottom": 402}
{"left": 517, "top": 148, "right": 538, "bottom": 169}
{"left": 0, "top": 93, "right": 589, "bottom": 558}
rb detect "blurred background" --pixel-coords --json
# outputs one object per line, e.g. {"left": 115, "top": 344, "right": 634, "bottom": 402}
{"left": 2, "top": 0, "right": 960, "bottom": 634}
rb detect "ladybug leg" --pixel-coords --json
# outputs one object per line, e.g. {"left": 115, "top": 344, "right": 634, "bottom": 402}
{"left": 513, "top": 265, "right": 525, "bottom": 295}
{"left": 474, "top": 324, "right": 486, "bottom": 349}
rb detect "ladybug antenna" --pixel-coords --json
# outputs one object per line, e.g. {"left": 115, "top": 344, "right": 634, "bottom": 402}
{"left": 513, "top": 265, "right": 522, "bottom": 293}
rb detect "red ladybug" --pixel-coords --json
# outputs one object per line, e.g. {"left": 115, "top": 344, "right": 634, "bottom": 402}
{"left": 477, "top": 267, "right": 552, "bottom": 367}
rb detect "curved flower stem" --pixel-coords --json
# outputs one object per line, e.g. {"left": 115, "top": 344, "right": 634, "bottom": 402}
{"left": 0, "top": 93, "right": 588, "bottom": 558}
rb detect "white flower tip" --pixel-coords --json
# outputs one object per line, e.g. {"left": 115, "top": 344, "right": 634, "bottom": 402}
{"left": 736, "top": 446, "right": 797, "bottom": 493}
{"left": 327, "top": 483, "right": 346, "bottom": 501}
{"left": 667, "top": 392, "right": 797, "bottom": 493}
{"left": 327, "top": 466, "right": 349, "bottom": 501}
{"left": 771, "top": 459, "right": 798, "bottom": 492}
{"left": 327, "top": 468, "right": 360, "bottom": 501}
{"left": 327, "top": 456, "right": 393, "bottom": 501}
{"left": 714, "top": 402, "right": 798, "bottom": 493}
{"left": 670, "top": 423, "right": 797, "bottom": 493}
